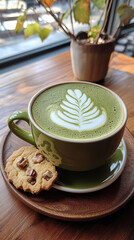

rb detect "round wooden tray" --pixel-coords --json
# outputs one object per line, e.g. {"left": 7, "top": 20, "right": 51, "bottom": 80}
{"left": 0, "top": 124, "right": 134, "bottom": 221}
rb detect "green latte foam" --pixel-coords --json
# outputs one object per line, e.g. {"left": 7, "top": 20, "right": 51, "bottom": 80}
{"left": 32, "top": 83, "right": 124, "bottom": 140}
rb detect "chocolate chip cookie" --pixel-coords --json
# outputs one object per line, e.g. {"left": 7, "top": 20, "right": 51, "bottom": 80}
{"left": 5, "top": 146, "right": 58, "bottom": 194}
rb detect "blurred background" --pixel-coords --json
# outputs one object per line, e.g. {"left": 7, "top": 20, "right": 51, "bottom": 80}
{"left": 0, "top": 0, "right": 134, "bottom": 66}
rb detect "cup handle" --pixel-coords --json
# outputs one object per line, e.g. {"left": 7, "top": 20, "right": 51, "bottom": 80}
{"left": 8, "top": 110, "right": 35, "bottom": 145}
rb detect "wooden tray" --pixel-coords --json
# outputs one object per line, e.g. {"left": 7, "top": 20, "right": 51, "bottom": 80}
{"left": 0, "top": 124, "right": 134, "bottom": 221}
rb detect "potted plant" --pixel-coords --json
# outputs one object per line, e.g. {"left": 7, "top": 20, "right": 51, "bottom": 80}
{"left": 15, "top": 0, "right": 134, "bottom": 82}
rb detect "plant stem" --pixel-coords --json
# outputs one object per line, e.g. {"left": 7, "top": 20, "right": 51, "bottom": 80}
{"left": 113, "top": 22, "right": 121, "bottom": 38}
{"left": 101, "top": 0, "right": 113, "bottom": 32}
{"left": 68, "top": 0, "right": 74, "bottom": 35}
{"left": 97, "top": 8, "right": 105, "bottom": 25}
{"left": 94, "top": 0, "right": 113, "bottom": 43}
{"left": 37, "top": 0, "right": 75, "bottom": 40}
{"left": 88, "top": 1, "right": 91, "bottom": 31}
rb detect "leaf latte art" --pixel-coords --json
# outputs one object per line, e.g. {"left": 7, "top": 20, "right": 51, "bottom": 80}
{"left": 50, "top": 89, "right": 107, "bottom": 131}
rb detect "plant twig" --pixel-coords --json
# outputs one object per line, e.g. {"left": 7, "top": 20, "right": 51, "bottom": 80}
{"left": 97, "top": 7, "right": 105, "bottom": 25}
{"left": 94, "top": 0, "right": 113, "bottom": 43}
{"left": 37, "top": 0, "right": 75, "bottom": 40}
{"left": 113, "top": 22, "right": 121, "bottom": 38}
{"left": 101, "top": 0, "right": 113, "bottom": 32}
{"left": 68, "top": 0, "right": 74, "bottom": 35}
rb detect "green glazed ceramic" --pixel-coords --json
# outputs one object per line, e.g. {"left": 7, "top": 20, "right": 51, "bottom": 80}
{"left": 8, "top": 82, "right": 127, "bottom": 171}
{"left": 53, "top": 139, "right": 126, "bottom": 193}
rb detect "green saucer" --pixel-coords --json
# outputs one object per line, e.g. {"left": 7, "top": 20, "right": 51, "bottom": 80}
{"left": 53, "top": 139, "right": 126, "bottom": 193}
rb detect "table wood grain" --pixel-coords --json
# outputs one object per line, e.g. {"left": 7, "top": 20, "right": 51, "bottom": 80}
{"left": 0, "top": 51, "right": 134, "bottom": 240}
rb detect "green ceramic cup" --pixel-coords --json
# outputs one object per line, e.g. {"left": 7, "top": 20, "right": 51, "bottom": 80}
{"left": 8, "top": 82, "right": 127, "bottom": 171}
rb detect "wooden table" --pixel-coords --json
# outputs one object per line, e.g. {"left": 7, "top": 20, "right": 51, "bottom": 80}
{"left": 0, "top": 51, "right": 134, "bottom": 240}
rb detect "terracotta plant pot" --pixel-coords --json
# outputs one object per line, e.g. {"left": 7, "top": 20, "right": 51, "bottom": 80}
{"left": 70, "top": 35, "right": 116, "bottom": 82}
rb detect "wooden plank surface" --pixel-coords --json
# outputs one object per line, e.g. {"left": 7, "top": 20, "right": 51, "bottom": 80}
{"left": 0, "top": 51, "right": 134, "bottom": 240}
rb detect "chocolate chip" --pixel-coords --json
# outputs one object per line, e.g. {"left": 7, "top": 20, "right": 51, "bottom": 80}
{"left": 27, "top": 177, "right": 36, "bottom": 185}
{"left": 17, "top": 157, "right": 28, "bottom": 169}
{"left": 42, "top": 170, "right": 53, "bottom": 181}
{"left": 32, "top": 153, "right": 45, "bottom": 163}
{"left": 26, "top": 168, "right": 37, "bottom": 177}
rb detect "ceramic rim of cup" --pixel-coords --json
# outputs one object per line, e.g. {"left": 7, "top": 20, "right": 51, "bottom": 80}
{"left": 28, "top": 81, "right": 127, "bottom": 143}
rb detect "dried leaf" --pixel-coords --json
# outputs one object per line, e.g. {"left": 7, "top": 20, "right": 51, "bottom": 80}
{"left": 73, "top": 0, "right": 90, "bottom": 24}
{"left": 15, "top": 11, "right": 26, "bottom": 33}
{"left": 117, "top": 4, "right": 134, "bottom": 26}
{"left": 61, "top": 7, "right": 71, "bottom": 21}
{"left": 39, "top": 28, "right": 51, "bottom": 41}
{"left": 88, "top": 25, "right": 101, "bottom": 40}
{"left": 24, "top": 23, "right": 40, "bottom": 39}
{"left": 42, "top": 0, "right": 55, "bottom": 7}
{"left": 91, "top": 0, "right": 105, "bottom": 9}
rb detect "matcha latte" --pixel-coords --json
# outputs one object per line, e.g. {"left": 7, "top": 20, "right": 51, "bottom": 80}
{"left": 8, "top": 82, "right": 127, "bottom": 170}
{"left": 32, "top": 82, "right": 124, "bottom": 141}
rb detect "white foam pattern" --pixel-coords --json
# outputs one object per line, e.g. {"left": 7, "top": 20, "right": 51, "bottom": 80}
{"left": 50, "top": 89, "right": 107, "bottom": 131}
